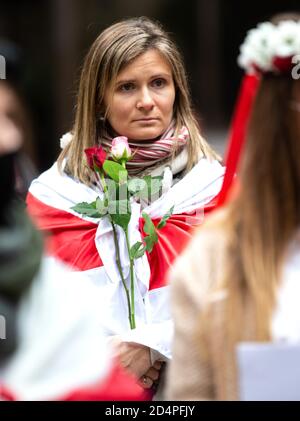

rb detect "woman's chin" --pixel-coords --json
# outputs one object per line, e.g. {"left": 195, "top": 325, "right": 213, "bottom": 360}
{"left": 128, "top": 128, "right": 165, "bottom": 141}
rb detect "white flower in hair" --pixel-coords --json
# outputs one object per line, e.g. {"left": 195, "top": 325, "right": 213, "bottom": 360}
{"left": 238, "top": 20, "right": 300, "bottom": 74}
{"left": 60, "top": 132, "right": 73, "bottom": 149}
{"left": 274, "top": 21, "right": 300, "bottom": 57}
{"left": 238, "top": 22, "right": 276, "bottom": 72}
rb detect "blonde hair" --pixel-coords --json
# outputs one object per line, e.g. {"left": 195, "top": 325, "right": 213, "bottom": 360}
{"left": 57, "top": 17, "right": 218, "bottom": 185}
{"left": 200, "top": 14, "right": 300, "bottom": 348}
{"left": 204, "top": 75, "right": 300, "bottom": 347}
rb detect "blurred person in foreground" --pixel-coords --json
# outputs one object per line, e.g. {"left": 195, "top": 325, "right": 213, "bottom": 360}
{"left": 26, "top": 17, "right": 224, "bottom": 397}
{"left": 166, "top": 16, "right": 300, "bottom": 400}
{"left": 0, "top": 100, "right": 145, "bottom": 402}
{"left": 0, "top": 39, "right": 37, "bottom": 198}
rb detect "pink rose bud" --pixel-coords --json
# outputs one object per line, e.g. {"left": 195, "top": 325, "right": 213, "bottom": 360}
{"left": 111, "top": 136, "right": 132, "bottom": 162}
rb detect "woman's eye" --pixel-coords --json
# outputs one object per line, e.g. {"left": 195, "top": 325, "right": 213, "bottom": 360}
{"left": 119, "top": 83, "right": 135, "bottom": 92}
{"left": 152, "top": 78, "right": 166, "bottom": 88}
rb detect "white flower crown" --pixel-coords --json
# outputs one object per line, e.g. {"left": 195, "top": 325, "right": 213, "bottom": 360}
{"left": 238, "top": 20, "right": 300, "bottom": 74}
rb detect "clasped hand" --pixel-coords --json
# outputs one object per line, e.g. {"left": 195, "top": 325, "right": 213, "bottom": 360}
{"left": 112, "top": 339, "right": 162, "bottom": 389}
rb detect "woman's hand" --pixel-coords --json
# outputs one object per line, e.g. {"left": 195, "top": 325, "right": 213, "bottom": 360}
{"left": 139, "top": 360, "right": 163, "bottom": 389}
{"left": 117, "top": 341, "right": 152, "bottom": 378}
{"left": 111, "top": 339, "right": 163, "bottom": 389}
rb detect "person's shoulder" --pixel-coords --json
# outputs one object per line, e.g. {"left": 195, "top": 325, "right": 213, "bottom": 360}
{"left": 183, "top": 208, "right": 229, "bottom": 260}
{"left": 27, "top": 161, "right": 95, "bottom": 210}
{"left": 30, "top": 161, "right": 88, "bottom": 192}
{"left": 31, "top": 162, "right": 60, "bottom": 183}
{"left": 169, "top": 208, "right": 229, "bottom": 299}
{"left": 197, "top": 156, "right": 224, "bottom": 171}
{"left": 184, "top": 157, "right": 224, "bottom": 180}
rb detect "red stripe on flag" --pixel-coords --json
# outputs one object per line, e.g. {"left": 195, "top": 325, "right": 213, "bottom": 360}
{"left": 140, "top": 197, "right": 218, "bottom": 291}
{"left": 59, "top": 361, "right": 151, "bottom": 401}
{"left": 0, "top": 384, "right": 16, "bottom": 401}
{"left": 0, "top": 363, "right": 151, "bottom": 401}
{"left": 26, "top": 192, "right": 103, "bottom": 271}
{"left": 27, "top": 192, "right": 218, "bottom": 290}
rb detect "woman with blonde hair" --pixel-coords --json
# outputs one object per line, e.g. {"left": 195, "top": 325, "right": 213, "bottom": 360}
{"left": 167, "top": 17, "right": 300, "bottom": 400}
{"left": 26, "top": 17, "right": 223, "bottom": 395}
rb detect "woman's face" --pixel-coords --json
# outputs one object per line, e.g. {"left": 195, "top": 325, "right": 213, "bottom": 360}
{"left": 0, "top": 83, "right": 23, "bottom": 155}
{"left": 104, "top": 49, "right": 176, "bottom": 140}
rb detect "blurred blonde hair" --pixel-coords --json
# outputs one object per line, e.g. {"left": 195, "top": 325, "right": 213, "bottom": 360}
{"left": 199, "top": 13, "right": 300, "bottom": 349}
{"left": 57, "top": 16, "right": 218, "bottom": 185}
{"left": 203, "top": 75, "right": 300, "bottom": 347}
{"left": 270, "top": 11, "right": 300, "bottom": 24}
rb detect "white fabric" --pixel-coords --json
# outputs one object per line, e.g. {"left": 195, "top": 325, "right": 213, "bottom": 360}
{"left": 161, "top": 167, "right": 174, "bottom": 195}
{"left": 237, "top": 236, "right": 300, "bottom": 401}
{"left": 144, "top": 158, "right": 224, "bottom": 217}
{"left": 271, "top": 233, "right": 300, "bottom": 342}
{"left": 237, "top": 342, "right": 300, "bottom": 400}
{"left": 150, "top": 147, "right": 189, "bottom": 177}
{"left": 28, "top": 158, "right": 224, "bottom": 360}
{"left": 0, "top": 256, "right": 111, "bottom": 400}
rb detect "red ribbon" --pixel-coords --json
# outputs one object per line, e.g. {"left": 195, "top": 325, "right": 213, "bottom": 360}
{"left": 216, "top": 74, "right": 260, "bottom": 208}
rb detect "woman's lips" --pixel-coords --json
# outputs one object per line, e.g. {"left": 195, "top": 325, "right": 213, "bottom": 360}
{"left": 133, "top": 118, "right": 158, "bottom": 122}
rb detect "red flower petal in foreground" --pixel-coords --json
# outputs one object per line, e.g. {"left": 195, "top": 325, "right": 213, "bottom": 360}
{"left": 85, "top": 146, "right": 107, "bottom": 170}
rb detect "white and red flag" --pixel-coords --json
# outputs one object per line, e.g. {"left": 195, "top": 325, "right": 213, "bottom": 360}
{"left": 26, "top": 158, "right": 224, "bottom": 362}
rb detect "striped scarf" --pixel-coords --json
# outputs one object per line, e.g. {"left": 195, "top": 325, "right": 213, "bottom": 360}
{"left": 101, "top": 122, "right": 189, "bottom": 176}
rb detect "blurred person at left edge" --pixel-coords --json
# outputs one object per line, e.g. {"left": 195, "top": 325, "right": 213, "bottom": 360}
{"left": 0, "top": 78, "right": 146, "bottom": 402}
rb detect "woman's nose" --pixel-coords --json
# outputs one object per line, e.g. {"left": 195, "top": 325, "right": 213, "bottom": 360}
{"left": 136, "top": 88, "right": 154, "bottom": 111}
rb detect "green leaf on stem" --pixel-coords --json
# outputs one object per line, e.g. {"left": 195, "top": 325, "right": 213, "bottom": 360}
{"left": 140, "top": 176, "right": 163, "bottom": 202}
{"left": 116, "top": 182, "right": 130, "bottom": 202}
{"left": 130, "top": 241, "right": 146, "bottom": 260}
{"left": 95, "top": 197, "right": 108, "bottom": 216}
{"left": 143, "top": 236, "right": 154, "bottom": 253}
{"left": 142, "top": 212, "right": 158, "bottom": 253}
{"left": 103, "top": 160, "right": 128, "bottom": 183}
{"left": 109, "top": 199, "right": 131, "bottom": 230}
{"left": 128, "top": 178, "right": 147, "bottom": 196}
{"left": 145, "top": 175, "right": 163, "bottom": 195}
{"left": 71, "top": 201, "right": 103, "bottom": 218}
{"left": 157, "top": 205, "right": 174, "bottom": 230}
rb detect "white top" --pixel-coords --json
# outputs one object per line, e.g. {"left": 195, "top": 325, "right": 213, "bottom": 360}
{"left": 0, "top": 256, "right": 111, "bottom": 400}
{"left": 237, "top": 233, "right": 300, "bottom": 400}
{"left": 272, "top": 232, "right": 300, "bottom": 342}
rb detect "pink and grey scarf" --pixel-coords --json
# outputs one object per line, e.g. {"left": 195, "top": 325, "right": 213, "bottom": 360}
{"left": 101, "top": 122, "right": 189, "bottom": 176}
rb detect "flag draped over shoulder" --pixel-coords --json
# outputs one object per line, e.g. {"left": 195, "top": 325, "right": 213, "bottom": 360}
{"left": 26, "top": 159, "right": 224, "bottom": 360}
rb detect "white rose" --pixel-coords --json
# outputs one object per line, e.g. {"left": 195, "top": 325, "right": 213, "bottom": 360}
{"left": 60, "top": 132, "right": 73, "bottom": 149}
